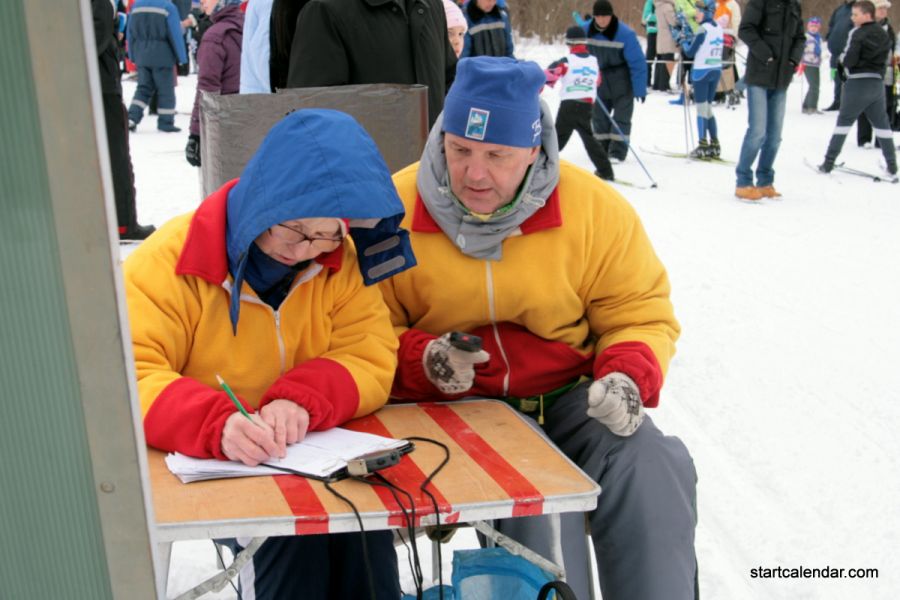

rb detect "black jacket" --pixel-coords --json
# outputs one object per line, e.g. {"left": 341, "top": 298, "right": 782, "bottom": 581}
{"left": 285, "top": 0, "right": 457, "bottom": 129}
{"left": 739, "top": 0, "right": 805, "bottom": 90}
{"left": 826, "top": 1, "right": 854, "bottom": 59}
{"left": 92, "top": 0, "right": 121, "bottom": 95}
{"left": 841, "top": 21, "right": 892, "bottom": 78}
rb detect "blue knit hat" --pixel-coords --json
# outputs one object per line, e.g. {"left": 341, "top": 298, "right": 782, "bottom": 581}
{"left": 442, "top": 57, "right": 545, "bottom": 148}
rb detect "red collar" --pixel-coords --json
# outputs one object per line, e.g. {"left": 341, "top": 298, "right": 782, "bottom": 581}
{"left": 411, "top": 187, "right": 562, "bottom": 234}
{"left": 175, "top": 179, "right": 344, "bottom": 284}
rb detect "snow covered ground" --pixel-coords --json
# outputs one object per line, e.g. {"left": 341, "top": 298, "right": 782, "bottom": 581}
{"left": 125, "top": 39, "right": 900, "bottom": 600}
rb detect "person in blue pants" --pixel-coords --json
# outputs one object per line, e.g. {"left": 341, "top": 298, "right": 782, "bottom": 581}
{"left": 126, "top": 0, "right": 187, "bottom": 132}
{"left": 680, "top": 0, "right": 724, "bottom": 158}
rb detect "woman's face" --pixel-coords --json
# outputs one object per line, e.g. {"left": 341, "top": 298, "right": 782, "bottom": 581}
{"left": 448, "top": 26, "right": 466, "bottom": 57}
{"left": 200, "top": 0, "right": 218, "bottom": 16}
{"left": 254, "top": 217, "right": 344, "bottom": 265}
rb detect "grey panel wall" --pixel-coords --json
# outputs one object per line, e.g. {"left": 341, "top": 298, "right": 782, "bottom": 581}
{"left": 0, "top": 0, "right": 158, "bottom": 597}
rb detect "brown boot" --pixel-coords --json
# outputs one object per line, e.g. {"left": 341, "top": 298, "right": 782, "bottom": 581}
{"left": 757, "top": 185, "right": 783, "bottom": 199}
{"left": 735, "top": 186, "right": 763, "bottom": 202}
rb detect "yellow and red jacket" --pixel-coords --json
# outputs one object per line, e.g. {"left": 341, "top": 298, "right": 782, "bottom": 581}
{"left": 379, "top": 160, "right": 679, "bottom": 407}
{"left": 124, "top": 181, "right": 398, "bottom": 459}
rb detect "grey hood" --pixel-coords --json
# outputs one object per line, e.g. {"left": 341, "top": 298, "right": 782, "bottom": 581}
{"left": 415, "top": 99, "right": 560, "bottom": 260}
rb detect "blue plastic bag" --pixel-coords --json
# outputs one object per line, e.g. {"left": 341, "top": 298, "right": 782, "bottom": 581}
{"left": 452, "top": 547, "right": 555, "bottom": 600}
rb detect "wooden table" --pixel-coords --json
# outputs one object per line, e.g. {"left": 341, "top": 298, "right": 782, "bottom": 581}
{"left": 150, "top": 400, "right": 600, "bottom": 543}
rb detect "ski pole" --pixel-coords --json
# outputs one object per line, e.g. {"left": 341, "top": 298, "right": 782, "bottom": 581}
{"left": 594, "top": 96, "right": 658, "bottom": 188}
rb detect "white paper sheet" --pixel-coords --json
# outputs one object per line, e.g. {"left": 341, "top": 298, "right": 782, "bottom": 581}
{"left": 165, "top": 427, "right": 409, "bottom": 483}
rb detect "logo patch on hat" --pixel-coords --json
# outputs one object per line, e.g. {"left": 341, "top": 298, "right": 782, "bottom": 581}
{"left": 531, "top": 118, "right": 542, "bottom": 143}
{"left": 465, "top": 108, "right": 490, "bottom": 140}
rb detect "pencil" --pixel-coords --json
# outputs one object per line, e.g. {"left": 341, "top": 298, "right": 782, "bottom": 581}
{"left": 215, "top": 373, "right": 253, "bottom": 423}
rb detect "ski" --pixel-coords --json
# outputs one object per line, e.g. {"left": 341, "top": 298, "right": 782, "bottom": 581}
{"left": 609, "top": 178, "right": 654, "bottom": 190}
{"left": 805, "top": 158, "right": 897, "bottom": 183}
{"left": 833, "top": 163, "right": 898, "bottom": 183}
{"left": 804, "top": 157, "right": 842, "bottom": 183}
{"left": 641, "top": 146, "right": 735, "bottom": 166}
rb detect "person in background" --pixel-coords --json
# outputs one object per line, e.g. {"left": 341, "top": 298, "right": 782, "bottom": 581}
{"left": 185, "top": 0, "right": 244, "bottom": 168}
{"left": 125, "top": 109, "right": 415, "bottom": 599}
{"left": 799, "top": 16, "right": 823, "bottom": 114}
{"left": 269, "top": 0, "right": 314, "bottom": 91}
{"left": 380, "top": 56, "right": 697, "bottom": 600}
{"left": 856, "top": 0, "right": 896, "bottom": 147}
{"left": 93, "top": 0, "right": 156, "bottom": 240}
{"left": 461, "top": 0, "right": 515, "bottom": 58}
{"left": 545, "top": 25, "right": 614, "bottom": 180}
{"left": 669, "top": 0, "right": 700, "bottom": 105}
{"left": 655, "top": 0, "right": 679, "bottom": 92}
{"left": 818, "top": 0, "right": 897, "bottom": 175}
{"left": 444, "top": 0, "right": 468, "bottom": 58}
{"left": 680, "top": 0, "right": 723, "bottom": 159}
{"left": 733, "top": 0, "right": 804, "bottom": 201}
{"left": 126, "top": 0, "right": 188, "bottom": 132}
{"left": 239, "top": 0, "right": 274, "bottom": 93}
{"left": 285, "top": 0, "right": 457, "bottom": 130}
{"left": 643, "top": 0, "right": 666, "bottom": 90}
{"left": 826, "top": 0, "right": 856, "bottom": 110}
{"left": 585, "top": 0, "right": 647, "bottom": 162}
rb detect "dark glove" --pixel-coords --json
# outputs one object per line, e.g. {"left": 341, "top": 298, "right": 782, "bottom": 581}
{"left": 185, "top": 134, "right": 201, "bottom": 167}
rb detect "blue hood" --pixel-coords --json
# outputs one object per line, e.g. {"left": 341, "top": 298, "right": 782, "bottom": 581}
{"left": 225, "top": 108, "right": 416, "bottom": 332}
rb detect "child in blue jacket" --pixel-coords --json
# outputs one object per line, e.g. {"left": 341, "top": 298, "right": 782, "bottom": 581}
{"left": 679, "top": 0, "right": 724, "bottom": 158}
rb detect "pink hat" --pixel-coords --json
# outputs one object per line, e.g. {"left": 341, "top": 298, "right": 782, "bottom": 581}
{"left": 443, "top": 0, "right": 468, "bottom": 31}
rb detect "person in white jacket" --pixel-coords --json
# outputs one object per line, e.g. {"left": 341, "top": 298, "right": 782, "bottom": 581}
{"left": 240, "top": 0, "right": 273, "bottom": 93}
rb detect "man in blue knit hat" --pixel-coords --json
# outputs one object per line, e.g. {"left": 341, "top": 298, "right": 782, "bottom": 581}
{"left": 380, "top": 56, "right": 698, "bottom": 600}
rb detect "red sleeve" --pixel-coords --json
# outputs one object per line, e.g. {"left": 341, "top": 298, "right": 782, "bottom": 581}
{"left": 144, "top": 377, "right": 245, "bottom": 460}
{"left": 593, "top": 341, "right": 664, "bottom": 407}
{"left": 259, "top": 358, "right": 360, "bottom": 430}
{"left": 390, "top": 328, "right": 445, "bottom": 401}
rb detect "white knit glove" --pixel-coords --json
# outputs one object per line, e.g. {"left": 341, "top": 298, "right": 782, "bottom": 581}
{"left": 586, "top": 372, "right": 645, "bottom": 437}
{"left": 423, "top": 333, "right": 491, "bottom": 395}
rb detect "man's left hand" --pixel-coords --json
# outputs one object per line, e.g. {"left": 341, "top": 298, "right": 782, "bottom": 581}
{"left": 586, "top": 372, "right": 644, "bottom": 436}
{"left": 259, "top": 399, "right": 310, "bottom": 456}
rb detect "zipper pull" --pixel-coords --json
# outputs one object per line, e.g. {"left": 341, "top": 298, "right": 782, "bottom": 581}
{"left": 538, "top": 394, "right": 545, "bottom": 426}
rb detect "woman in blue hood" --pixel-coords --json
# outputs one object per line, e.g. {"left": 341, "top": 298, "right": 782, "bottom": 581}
{"left": 124, "top": 109, "right": 414, "bottom": 599}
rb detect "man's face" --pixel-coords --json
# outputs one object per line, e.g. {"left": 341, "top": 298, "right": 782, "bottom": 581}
{"left": 876, "top": 6, "right": 889, "bottom": 20}
{"left": 851, "top": 6, "right": 873, "bottom": 26}
{"left": 444, "top": 133, "right": 540, "bottom": 215}
{"left": 594, "top": 14, "right": 612, "bottom": 29}
{"left": 476, "top": 0, "right": 497, "bottom": 12}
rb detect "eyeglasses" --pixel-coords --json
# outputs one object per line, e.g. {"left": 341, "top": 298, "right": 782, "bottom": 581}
{"left": 268, "top": 223, "right": 344, "bottom": 250}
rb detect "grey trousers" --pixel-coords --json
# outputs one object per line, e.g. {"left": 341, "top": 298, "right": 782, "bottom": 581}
{"left": 489, "top": 382, "right": 698, "bottom": 600}
{"left": 824, "top": 78, "right": 897, "bottom": 170}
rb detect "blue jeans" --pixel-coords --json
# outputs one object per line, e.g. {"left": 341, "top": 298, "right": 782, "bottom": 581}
{"left": 735, "top": 86, "right": 787, "bottom": 187}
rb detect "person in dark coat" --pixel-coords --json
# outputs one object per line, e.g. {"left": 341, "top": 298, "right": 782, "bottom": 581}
{"left": 460, "top": 0, "right": 515, "bottom": 58}
{"left": 855, "top": 0, "right": 896, "bottom": 146}
{"left": 826, "top": 0, "right": 856, "bottom": 110}
{"left": 126, "top": 0, "right": 188, "bottom": 132}
{"left": 733, "top": 0, "right": 804, "bottom": 201}
{"left": 285, "top": 0, "right": 457, "bottom": 129}
{"left": 185, "top": 0, "right": 244, "bottom": 167}
{"left": 92, "top": 0, "right": 155, "bottom": 240}
{"left": 819, "top": 0, "right": 897, "bottom": 174}
{"left": 585, "top": 0, "right": 647, "bottom": 162}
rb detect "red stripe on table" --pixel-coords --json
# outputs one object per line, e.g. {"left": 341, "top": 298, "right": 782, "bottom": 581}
{"left": 422, "top": 403, "right": 544, "bottom": 517}
{"left": 273, "top": 475, "right": 330, "bottom": 534}
{"left": 345, "top": 414, "right": 453, "bottom": 527}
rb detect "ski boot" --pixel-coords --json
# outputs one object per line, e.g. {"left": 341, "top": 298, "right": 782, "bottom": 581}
{"left": 708, "top": 139, "right": 721, "bottom": 159}
{"left": 689, "top": 140, "right": 711, "bottom": 159}
{"left": 817, "top": 160, "right": 833, "bottom": 174}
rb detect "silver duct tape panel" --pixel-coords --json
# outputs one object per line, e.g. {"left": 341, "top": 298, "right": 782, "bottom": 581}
{"left": 199, "top": 84, "right": 429, "bottom": 198}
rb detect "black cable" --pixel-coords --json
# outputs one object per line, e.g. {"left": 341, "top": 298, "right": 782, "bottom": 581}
{"left": 404, "top": 437, "right": 451, "bottom": 600}
{"left": 364, "top": 473, "right": 424, "bottom": 599}
{"left": 324, "top": 480, "right": 377, "bottom": 600}
{"left": 212, "top": 541, "right": 242, "bottom": 600}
